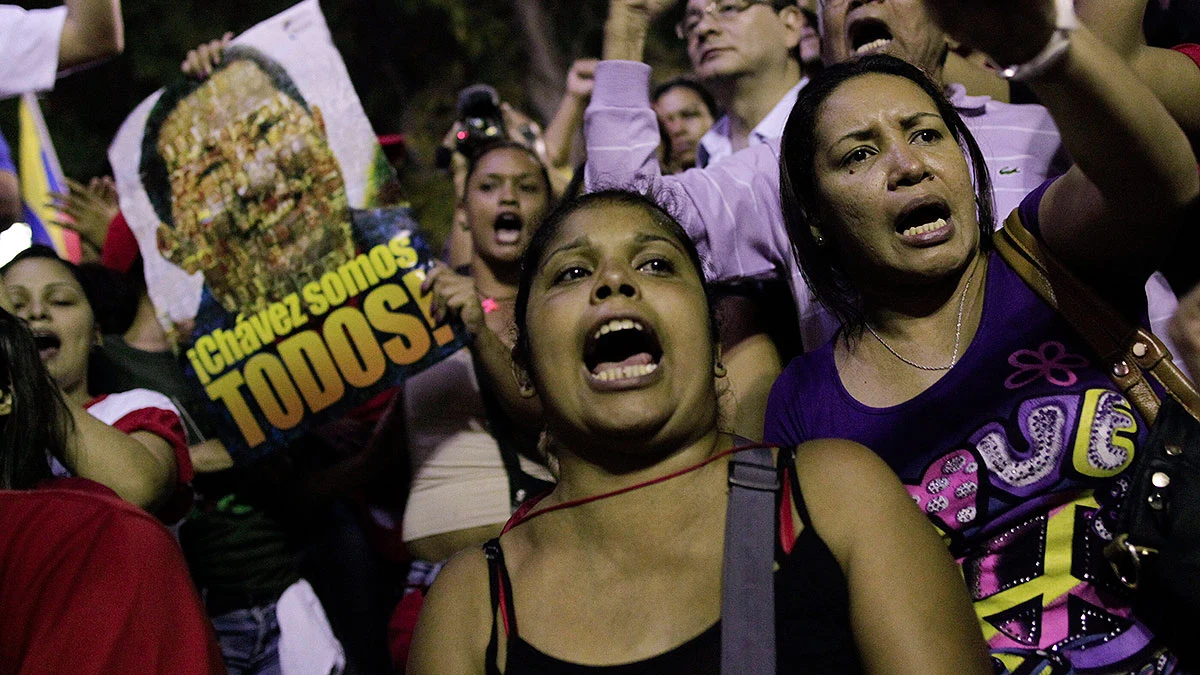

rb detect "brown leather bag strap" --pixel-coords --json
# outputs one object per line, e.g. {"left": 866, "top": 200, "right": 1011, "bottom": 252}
{"left": 994, "top": 210, "right": 1200, "bottom": 425}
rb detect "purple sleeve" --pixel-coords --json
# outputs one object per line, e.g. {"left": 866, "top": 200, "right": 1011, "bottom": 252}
{"left": 1014, "top": 177, "right": 1056, "bottom": 238}
{"left": 763, "top": 363, "right": 808, "bottom": 447}
{"left": 0, "top": 130, "right": 14, "bottom": 174}
{"left": 583, "top": 60, "right": 791, "bottom": 285}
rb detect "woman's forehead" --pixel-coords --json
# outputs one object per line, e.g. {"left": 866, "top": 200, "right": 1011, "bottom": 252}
{"left": 4, "top": 257, "right": 79, "bottom": 288}
{"left": 547, "top": 204, "right": 683, "bottom": 256}
{"left": 476, "top": 146, "right": 540, "bottom": 172}
{"left": 817, "top": 74, "right": 939, "bottom": 135}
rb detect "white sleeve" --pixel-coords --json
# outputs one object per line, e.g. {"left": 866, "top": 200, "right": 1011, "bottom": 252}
{"left": 0, "top": 5, "right": 68, "bottom": 99}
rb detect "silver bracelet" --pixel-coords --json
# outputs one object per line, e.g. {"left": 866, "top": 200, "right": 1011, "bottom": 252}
{"left": 995, "top": 0, "right": 1079, "bottom": 82}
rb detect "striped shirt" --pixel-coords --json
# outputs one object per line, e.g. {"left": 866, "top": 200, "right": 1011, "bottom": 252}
{"left": 583, "top": 61, "right": 1181, "bottom": 353}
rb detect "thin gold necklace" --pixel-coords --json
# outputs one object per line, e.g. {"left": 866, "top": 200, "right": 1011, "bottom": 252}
{"left": 864, "top": 260, "right": 979, "bottom": 372}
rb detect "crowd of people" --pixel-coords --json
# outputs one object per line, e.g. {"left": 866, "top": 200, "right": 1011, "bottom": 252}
{"left": 2, "top": 0, "right": 1200, "bottom": 673}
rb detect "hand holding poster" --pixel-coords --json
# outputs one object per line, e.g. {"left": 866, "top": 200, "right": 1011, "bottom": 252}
{"left": 109, "top": 0, "right": 465, "bottom": 461}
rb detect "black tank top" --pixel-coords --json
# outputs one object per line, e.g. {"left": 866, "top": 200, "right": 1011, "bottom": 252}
{"left": 482, "top": 450, "right": 864, "bottom": 674}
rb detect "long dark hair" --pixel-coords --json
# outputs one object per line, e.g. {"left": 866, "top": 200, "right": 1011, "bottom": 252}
{"left": 779, "top": 54, "right": 995, "bottom": 340}
{"left": 0, "top": 307, "right": 73, "bottom": 490}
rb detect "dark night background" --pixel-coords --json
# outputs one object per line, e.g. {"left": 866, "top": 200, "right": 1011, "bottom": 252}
{"left": 0, "top": 0, "right": 691, "bottom": 245}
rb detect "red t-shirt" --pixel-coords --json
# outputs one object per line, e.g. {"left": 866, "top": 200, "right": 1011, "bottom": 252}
{"left": 85, "top": 389, "right": 194, "bottom": 522}
{"left": 0, "top": 481, "right": 225, "bottom": 674}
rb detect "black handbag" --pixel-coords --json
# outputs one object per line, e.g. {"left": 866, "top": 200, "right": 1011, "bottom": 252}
{"left": 1108, "top": 396, "right": 1200, "bottom": 668}
{"left": 995, "top": 212, "right": 1200, "bottom": 669}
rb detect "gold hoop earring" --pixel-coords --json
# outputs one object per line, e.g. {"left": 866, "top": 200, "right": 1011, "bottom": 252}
{"left": 0, "top": 389, "right": 12, "bottom": 416}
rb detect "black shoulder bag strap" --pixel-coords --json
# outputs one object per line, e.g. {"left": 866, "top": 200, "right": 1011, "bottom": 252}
{"left": 474, "top": 359, "right": 554, "bottom": 509}
{"left": 993, "top": 210, "right": 1200, "bottom": 423}
{"left": 721, "top": 444, "right": 779, "bottom": 675}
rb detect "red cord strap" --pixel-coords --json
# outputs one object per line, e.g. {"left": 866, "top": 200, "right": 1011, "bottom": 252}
{"left": 502, "top": 443, "right": 776, "bottom": 533}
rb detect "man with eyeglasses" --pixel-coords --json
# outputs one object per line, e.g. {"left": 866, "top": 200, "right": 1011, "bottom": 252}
{"left": 608, "top": 0, "right": 807, "bottom": 168}
{"left": 593, "top": 0, "right": 812, "bottom": 439}
{"left": 584, "top": 0, "right": 1183, "bottom": 356}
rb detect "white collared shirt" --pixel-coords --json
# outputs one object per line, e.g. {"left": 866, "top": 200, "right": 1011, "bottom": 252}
{"left": 695, "top": 77, "right": 807, "bottom": 168}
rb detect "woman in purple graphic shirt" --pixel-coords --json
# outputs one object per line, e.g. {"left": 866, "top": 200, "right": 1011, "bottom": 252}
{"left": 764, "top": 0, "right": 1198, "bottom": 672}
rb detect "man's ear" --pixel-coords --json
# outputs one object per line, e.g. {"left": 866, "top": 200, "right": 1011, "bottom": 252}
{"left": 512, "top": 361, "right": 537, "bottom": 398}
{"left": 778, "top": 5, "right": 804, "bottom": 52}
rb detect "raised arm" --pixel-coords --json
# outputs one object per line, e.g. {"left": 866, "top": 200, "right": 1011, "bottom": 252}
{"left": 57, "top": 0, "right": 123, "bottom": 73}
{"left": 1077, "top": 0, "right": 1200, "bottom": 151}
{"left": 585, "top": 2, "right": 793, "bottom": 286}
{"left": 542, "top": 58, "right": 598, "bottom": 192}
{"left": 794, "top": 439, "right": 993, "bottom": 675}
{"left": 61, "top": 394, "right": 178, "bottom": 512}
{"left": 423, "top": 262, "right": 544, "bottom": 429}
{"left": 925, "top": 0, "right": 1198, "bottom": 273}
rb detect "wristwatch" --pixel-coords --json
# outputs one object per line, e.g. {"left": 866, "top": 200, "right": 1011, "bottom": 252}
{"left": 995, "top": 0, "right": 1078, "bottom": 82}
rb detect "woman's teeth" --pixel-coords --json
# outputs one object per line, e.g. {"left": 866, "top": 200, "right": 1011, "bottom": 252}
{"left": 495, "top": 228, "right": 521, "bottom": 244}
{"left": 855, "top": 38, "right": 892, "bottom": 54}
{"left": 901, "top": 217, "right": 947, "bottom": 237}
{"left": 594, "top": 362, "right": 658, "bottom": 381}
{"left": 594, "top": 318, "right": 643, "bottom": 339}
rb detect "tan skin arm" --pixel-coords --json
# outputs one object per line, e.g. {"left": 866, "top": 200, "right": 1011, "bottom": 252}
{"left": 602, "top": 0, "right": 676, "bottom": 62}
{"left": 424, "top": 263, "right": 544, "bottom": 429}
{"left": 56, "top": 0, "right": 123, "bottom": 73}
{"left": 925, "top": 0, "right": 1198, "bottom": 273}
{"left": 0, "top": 171, "right": 20, "bottom": 234}
{"left": 1076, "top": 0, "right": 1200, "bottom": 151}
{"left": 1168, "top": 284, "right": 1200, "bottom": 380}
{"left": 189, "top": 438, "right": 235, "bottom": 474}
{"left": 61, "top": 396, "right": 177, "bottom": 511}
{"left": 795, "top": 439, "right": 993, "bottom": 674}
{"left": 407, "top": 546, "right": 494, "bottom": 675}
{"left": 541, "top": 59, "right": 598, "bottom": 188}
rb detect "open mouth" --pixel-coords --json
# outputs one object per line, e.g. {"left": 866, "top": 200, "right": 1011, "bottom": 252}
{"left": 894, "top": 200, "right": 951, "bottom": 238}
{"left": 30, "top": 330, "right": 61, "bottom": 361}
{"left": 583, "top": 318, "right": 663, "bottom": 383}
{"left": 849, "top": 18, "right": 893, "bottom": 55}
{"left": 494, "top": 212, "right": 523, "bottom": 245}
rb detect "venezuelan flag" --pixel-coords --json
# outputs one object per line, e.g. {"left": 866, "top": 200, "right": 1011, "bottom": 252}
{"left": 18, "top": 93, "right": 81, "bottom": 262}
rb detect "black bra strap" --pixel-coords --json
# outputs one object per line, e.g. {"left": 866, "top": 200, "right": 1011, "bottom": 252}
{"left": 783, "top": 449, "right": 813, "bottom": 529}
{"left": 483, "top": 538, "right": 518, "bottom": 674}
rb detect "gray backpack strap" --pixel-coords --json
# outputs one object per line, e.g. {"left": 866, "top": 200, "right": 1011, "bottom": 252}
{"left": 721, "top": 444, "right": 780, "bottom": 675}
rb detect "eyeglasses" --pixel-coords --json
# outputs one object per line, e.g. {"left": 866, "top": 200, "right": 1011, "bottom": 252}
{"left": 675, "top": 0, "right": 772, "bottom": 41}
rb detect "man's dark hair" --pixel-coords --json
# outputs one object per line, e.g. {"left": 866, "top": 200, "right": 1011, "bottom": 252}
{"left": 140, "top": 46, "right": 310, "bottom": 228}
{"left": 779, "top": 54, "right": 995, "bottom": 341}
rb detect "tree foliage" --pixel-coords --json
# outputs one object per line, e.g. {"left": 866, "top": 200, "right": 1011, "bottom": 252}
{"left": 1, "top": 0, "right": 688, "bottom": 246}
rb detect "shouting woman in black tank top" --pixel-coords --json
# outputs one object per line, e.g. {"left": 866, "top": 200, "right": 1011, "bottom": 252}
{"left": 407, "top": 190, "right": 991, "bottom": 674}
